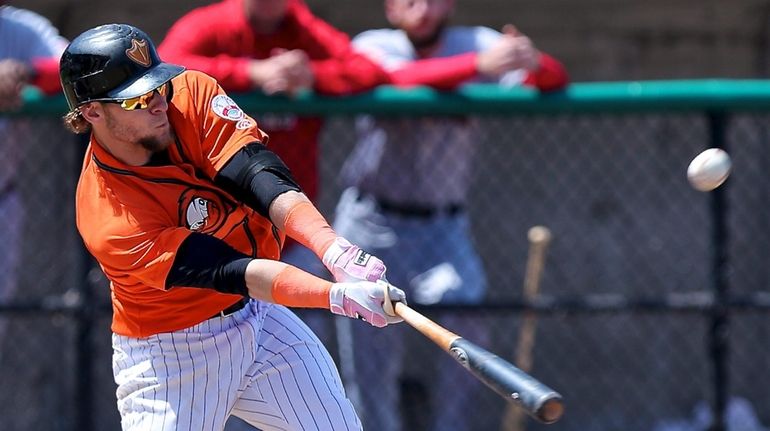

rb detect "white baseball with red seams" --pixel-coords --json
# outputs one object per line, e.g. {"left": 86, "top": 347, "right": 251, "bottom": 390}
{"left": 687, "top": 148, "right": 732, "bottom": 192}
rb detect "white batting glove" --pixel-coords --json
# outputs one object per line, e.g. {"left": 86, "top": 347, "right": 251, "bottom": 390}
{"left": 329, "top": 280, "right": 406, "bottom": 328}
{"left": 323, "top": 237, "right": 387, "bottom": 283}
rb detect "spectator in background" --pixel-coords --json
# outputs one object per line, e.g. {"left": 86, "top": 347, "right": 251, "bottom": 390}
{"left": 158, "top": 0, "right": 393, "bottom": 275}
{"left": 0, "top": 3, "right": 67, "bottom": 342}
{"left": 331, "top": 0, "right": 568, "bottom": 429}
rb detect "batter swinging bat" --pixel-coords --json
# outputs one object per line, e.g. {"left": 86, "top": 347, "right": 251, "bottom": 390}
{"left": 503, "top": 225, "right": 553, "bottom": 431}
{"left": 384, "top": 299, "right": 564, "bottom": 424}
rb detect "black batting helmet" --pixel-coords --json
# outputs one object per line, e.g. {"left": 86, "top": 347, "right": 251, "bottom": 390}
{"left": 59, "top": 23, "right": 184, "bottom": 110}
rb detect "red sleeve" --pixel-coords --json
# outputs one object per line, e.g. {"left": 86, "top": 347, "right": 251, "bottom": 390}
{"left": 292, "top": 4, "right": 389, "bottom": 95}
{"left": 158, "top": 9, "right": 254, "bottom": 92}
{"left": 30, "top": 57, "right": 62, "bottom": 95}
{"left": 389, "top": 52, "right": 478, "bottom": 90}
{"left": 523, "top": 52, "right": 569, "bottom": 92}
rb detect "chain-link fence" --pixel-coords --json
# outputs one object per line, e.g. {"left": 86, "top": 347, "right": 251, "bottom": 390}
{"left": 2, "top": 82, "right": 769, "bottom": 431}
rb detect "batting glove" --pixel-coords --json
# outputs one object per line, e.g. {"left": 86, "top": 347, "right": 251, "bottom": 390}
{"left": 322, "top": 237, "right": 387, "bottom": 282}
{"left": 329, "top": 280, "right": 406, "bottom": 328}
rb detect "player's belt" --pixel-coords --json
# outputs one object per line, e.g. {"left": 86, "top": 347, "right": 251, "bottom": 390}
{"left": 210, "top": 297, "right": 250, "bottom": 319}
{"left": 365, "top": 194, "right": 464, "bottom": 218}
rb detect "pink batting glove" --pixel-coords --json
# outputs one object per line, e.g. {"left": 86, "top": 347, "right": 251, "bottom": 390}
{"left": 329, "top": 280, "right": 406, "bottom": 328}
{"left": 322, "top": 237, "right": 387, "bottom": 282}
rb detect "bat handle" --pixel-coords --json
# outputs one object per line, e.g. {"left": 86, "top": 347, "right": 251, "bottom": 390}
{"left": 393, "top": 301, "right": 460, "bottom": 351}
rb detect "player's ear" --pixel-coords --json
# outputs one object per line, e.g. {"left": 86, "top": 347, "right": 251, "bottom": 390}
{"left": 79, "top": 102, "right": 104, "bottom": 125}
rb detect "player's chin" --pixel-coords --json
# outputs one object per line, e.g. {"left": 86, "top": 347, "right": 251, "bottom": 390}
{"left": 137, "top": 131, "right": 173, "bottom": 153}
{"left": 154, "top": 123, "right": 173, "bottom": 143}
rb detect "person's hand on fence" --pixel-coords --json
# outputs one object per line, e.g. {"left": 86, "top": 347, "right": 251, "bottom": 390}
{"left": 477, "top": 24, "right": 541, "bottom": 78}
{"left": 0, "top": 59, "right": 31, "bottom": 111}
{"left": 248, "top": 49, "right": 314, "bottom": 97}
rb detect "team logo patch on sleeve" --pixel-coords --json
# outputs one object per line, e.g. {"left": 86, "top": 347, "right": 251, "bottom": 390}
{"left": 211, "top": 95, "right": 244, "bottom": 121}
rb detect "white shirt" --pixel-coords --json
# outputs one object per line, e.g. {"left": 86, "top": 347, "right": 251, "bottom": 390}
{"left": 340, "top": 27, "right": 525, "bottom": 206}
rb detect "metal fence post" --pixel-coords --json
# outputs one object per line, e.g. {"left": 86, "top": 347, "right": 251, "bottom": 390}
{"left": 73, "top": 137, "right": 94, "bottom": 431}
{"left": 706, "top": 111, "right": 729, "bottom": 431}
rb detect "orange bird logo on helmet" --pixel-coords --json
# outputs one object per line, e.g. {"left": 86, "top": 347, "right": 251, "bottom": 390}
{"left": 126, "top": 39, "right": 151, "bottom": 67}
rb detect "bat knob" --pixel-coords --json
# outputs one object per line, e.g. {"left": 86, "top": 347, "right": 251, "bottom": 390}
{"left": 379, "top": 279, "right": 397, "bottom": 316}
{"left": 537, "top": 395, "right": 565, "bottom": 424}
{"left": 528, "top": 225, "right": 552, "bottom": 244}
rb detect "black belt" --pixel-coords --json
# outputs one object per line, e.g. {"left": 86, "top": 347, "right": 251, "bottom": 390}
{"left": 209, "top": 297, "right": 249, "bottom": 319}
{"left": 361, "top": 194, "right": 464, "bottom": 218}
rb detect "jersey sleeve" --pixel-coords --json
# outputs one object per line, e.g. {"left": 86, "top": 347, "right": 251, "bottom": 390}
{"left": 172, "top": 71, "right": 269, "bottom": 178}
{"left": 80, "top": 205, "right": 192, "bottom": 291}
{"left": 522, "top": 52, "right": 569, "bottom": 91}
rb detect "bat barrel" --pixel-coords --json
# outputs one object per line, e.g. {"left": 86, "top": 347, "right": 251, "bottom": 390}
{"left": 450, "top": 338, "right": 564, "bottom": 424}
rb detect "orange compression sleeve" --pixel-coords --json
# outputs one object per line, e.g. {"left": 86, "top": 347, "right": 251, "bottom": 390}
{"left": 281, "top": 201, "right": 338, "bottom": 257}
{"left": 271, "top": 265, "right": 333, "bottom": 309}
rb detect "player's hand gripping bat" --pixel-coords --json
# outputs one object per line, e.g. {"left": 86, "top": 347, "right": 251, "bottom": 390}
{"left": 381, "top": 285, "right": 564, "bottom": 424}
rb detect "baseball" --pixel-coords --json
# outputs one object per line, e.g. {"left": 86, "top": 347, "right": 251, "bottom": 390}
{"left": 687, "top": 148, "right": 731, "bottom": 192}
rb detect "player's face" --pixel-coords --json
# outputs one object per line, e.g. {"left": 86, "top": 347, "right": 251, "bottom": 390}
{"left": 102, "top": 87, "right": 173, "bottom": 154}
{"left": 386, "top": 0, "right": 453, "bottom": 50}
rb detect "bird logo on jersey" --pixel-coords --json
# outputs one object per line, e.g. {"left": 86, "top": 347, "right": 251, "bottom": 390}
{"left": 178, "top": 188, "right": 231, "bottom": 233}
{"left": 186, "top": 197, "right": 209, "bottom": 231}
{"left": 125, "top": 39, "right": 151, "bottom": 67}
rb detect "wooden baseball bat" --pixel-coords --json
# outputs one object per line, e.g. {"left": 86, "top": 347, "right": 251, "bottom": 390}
{"left": 502, "top": 225, "right": 553, "bottom": 431}
{"left": 392, "top": 301, "right": 564, "bottom": 424}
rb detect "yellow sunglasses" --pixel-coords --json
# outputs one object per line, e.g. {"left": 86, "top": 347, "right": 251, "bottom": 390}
{"left": 109, "top": 83, "right": 168, "bottom": 111}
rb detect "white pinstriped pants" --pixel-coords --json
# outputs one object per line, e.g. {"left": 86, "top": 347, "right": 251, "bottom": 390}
{"left": 112, "top": 301, "right": 362, "bottom": 431}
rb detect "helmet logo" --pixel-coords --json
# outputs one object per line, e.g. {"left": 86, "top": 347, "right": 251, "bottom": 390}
{"left": 126, "top": 39, "right": 151, "bottom": 67}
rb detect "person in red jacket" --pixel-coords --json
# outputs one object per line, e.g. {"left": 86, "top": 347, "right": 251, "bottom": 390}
{"left": 159, "top": 0, "right": 396, "bottom": 283}
{"left": 159, "top": 0, "right": 391, "bottom": 204}
{"left": 158, "top": 0, "right": 566, "bottom": 265}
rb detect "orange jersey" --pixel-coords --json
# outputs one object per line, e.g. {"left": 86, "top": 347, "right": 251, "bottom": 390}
{"left": 76, "top": 70, "right": 282, "bottom": 337}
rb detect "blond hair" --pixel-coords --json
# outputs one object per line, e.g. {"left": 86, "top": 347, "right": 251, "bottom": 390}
{"left": 62, "top": 110, "right": 91, "bottom": 134}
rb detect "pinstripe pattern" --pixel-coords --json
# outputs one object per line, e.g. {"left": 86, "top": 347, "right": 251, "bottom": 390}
{"left": 112, "top": 300, "right": 360, "bottom": 430}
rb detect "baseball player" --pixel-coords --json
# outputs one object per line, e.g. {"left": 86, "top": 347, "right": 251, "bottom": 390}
{"left": 59, "top": 23, "right": 405, "bottom": 431}
{"left": 332, "top": 0, "right": 568, "bottom": 430}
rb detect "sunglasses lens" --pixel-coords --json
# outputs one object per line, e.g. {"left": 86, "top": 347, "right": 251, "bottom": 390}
{"left": 120, "top": 97, "right": 143, "bottom": 110}
{"left": 118, "top": 84, "right": 168, "bottom": 111}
